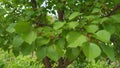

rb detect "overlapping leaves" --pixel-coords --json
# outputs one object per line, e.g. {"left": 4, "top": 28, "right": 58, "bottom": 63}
{"left": 14, "top": 22, "right": 37, "bottom": 44}
{"left": 66, "top": 31, "right": 88, "bottom": 47}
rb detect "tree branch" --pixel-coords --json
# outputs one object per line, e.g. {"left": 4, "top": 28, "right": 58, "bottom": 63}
{"left": 31, "top": 0, "right": 37, "bottom": 10}
{"left": 31, "top": 0, "right": 50, "bottom": 27}
{"left": 57, "top": 58, "right": 72, "bottom": 68}
{"left": 58, "top": 10, "right": 64, "bottom": 21}
{"left": 57, "top": 0, "right": 65, "bottom": 21}
{"left": 43, "top": 57, "right": 52, "bottom": 68}
{"left": 57, "top": 0, "right": 73, "bottom": 68}
{"left": 35, "top": 22, "right": 52, "bottom": 28}
{"left": 105, "top": 3, "right": 120, "bottom": 17}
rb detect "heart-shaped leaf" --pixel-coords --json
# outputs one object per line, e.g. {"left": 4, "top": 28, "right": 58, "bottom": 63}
{"left": 82, "top": 43, "right": 101, "bottom": 59}
{"left": 95, "top": 30, "right": 111, "bottom": 42}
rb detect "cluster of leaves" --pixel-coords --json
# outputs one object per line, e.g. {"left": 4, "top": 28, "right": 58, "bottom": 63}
{"left": 0, "top": 0, "right": 120, "bottom": 67}
{"left": 69, "top": 58, "right": 120, "bottom": 68}
{"left": 0, "top": 49, "right": 44, "bottom": 68}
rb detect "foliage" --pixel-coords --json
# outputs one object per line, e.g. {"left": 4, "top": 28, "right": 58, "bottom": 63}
{"left": 68, "top": 58, "right": 120, "bottom": 68}
{"left": 0, "top": 49, "right": 119, "bottom": 68}
{"left": 0, "top": 49, "right": 44, "bottom": 68}
{"left": 0, "top": 0, "right": 120, "bottom": 68}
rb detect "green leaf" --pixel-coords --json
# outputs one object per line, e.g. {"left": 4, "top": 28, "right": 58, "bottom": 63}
{"left": 12, "top": 36, "right": 24, "bottom": 47}
{"left": 14, "top": 22, "right": 37, "bottom": 44}
{"left": 66, "top": 48, "right": 80, "bottom": 60}
{"left": 95, "top": 30, "right": 111, "bottom": 42}
{"left": 22, "top": 31, "right": 37, "bottom": 44}
{"left": 42, "top": 26, "right": 53, "bottom": 36}
{"left": 67, "top": 21, "right": 79, "bottom": 29}
{"left": 110, "top": 14, "right": 120, "bottom": 23}
{"left": 69, "top": 12, "right": 81, "bottom": 20}
{"left": 100, "top": 17, "right": 109, "bottom": 24}
{"left": 47, "top": 44, "right": 64, "bottom": 61}
{"left": 103, "top": 23, "right": 115, "bottom": 34}
{"left": 20, "top": 42, "right": 34, "bottom": 55}
{"left": 66, "top": 31, "right": 88, "bottom": 47}
{"left": 6, "top": 23, "right": 16, "bottom": 33}
{"left": 92, "top": 8, "right": 100, "bottom": 13}
{"left": 36, "top": 0, "right": 44, "bottom": 5}
{"left": 114, "top": 0, "right": 120, "bottom": 4}
{"left": 100, "top": 44, "right": 115, "bottom": 61}
{"left": 36, "top": 46, "right": 47, "bottom": 60}
{"left": 85, "top": 15, "right": 95, "bottom": 20}
{"left": 36, "top": 37, "right": 50, "bottom": 46}
{"left": 14, "top": 22, "right": 32, "bottom": 35}
{"left": 55, "top": 38, "right": 66, "bottom": 49}
{"left": 0, "top": 8, "right": 6, "bottom": 16}
{"left": 82, "top": 43, "right": 101, "bottom": 59}
{"left": 53, "top": 22, "right": 65, "bottom": 30}
{"left": 66, "top": 31, "right": 80, "bottom": 43}
{"left": 12, "top": 47, "right": 20, "bottom": 56}
{"left": 85, "top": 25, "right": 99, "bottom": 33}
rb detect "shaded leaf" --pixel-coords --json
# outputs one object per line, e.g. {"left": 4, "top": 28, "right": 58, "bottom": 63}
{"left": 0, "top": 8, "right": 6, "bottom": 16}
{"left": 92, "top": 8, "right": 100, "bottom": 13}
{"left": 47, "top": 44, "right": 64, "bottom": 61}
{"left": 36, "top": 37, "right": 50, "bottom": 46}
{"left": 12, "top": 47, "right": 20, "bottom": 57}
{"left": 15, "top": 22, "right": 39, "bottom": 44}
{"left": 20, "top": 42, "right": 34, "bottom": 55}
{"left": 36, "top": 46, "right": 47, "bottom": 60}
{"left": 22, "top": 31, "right": 37, "bottom": 44}
{"left": 100, "top": 44, "right": 115, "bottom": 61}
{"left": 110, "top": 14, "right": 120, "bottom": 23}
{"left": 12, "top": 35, "right": 24, "bottom": 47}
{"left": 66, "top": 31, "right": 88, "bottom": 47}
{"left": 55, "top": 38, "right": 66, "bottom": 49}
{"left": 14, "top": 22, "right": 32, "bottom": 35}
{"left": 103, "top": 23, "right": 115, "bottom": 34}
{"left": 66, "top": 48, "right": 80, "bottom": 60}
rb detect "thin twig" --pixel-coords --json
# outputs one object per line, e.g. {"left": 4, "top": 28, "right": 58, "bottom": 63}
{"left": 105, "top": 3, "right": 120, "bottom": 17}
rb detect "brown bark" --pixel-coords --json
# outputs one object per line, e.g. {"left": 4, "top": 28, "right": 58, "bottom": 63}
{"left": 57, "top": 58, "right": 72, "bottom": 68}
{"left": 31, "top": 0, "right": 37, "bottom": 10}
{"left": 31, "top": 1, "right": 51, "bottom": 67}
{"left": 58, "top": 10, "right": 64, "bottom": 21}
{"left": 31, "top": 0, "right": 72, "bottom": 67}
{"left": 57, "top": 1, "right": 73, "bottom": 68}
{"left": 43, "top": 57, "right": 52, "bottom": 68}
{"left": 58, "top": 58, "right": 64, "bottom": 68}
{"left": 57, "top": 0, "right": 65, "bottom": 21}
